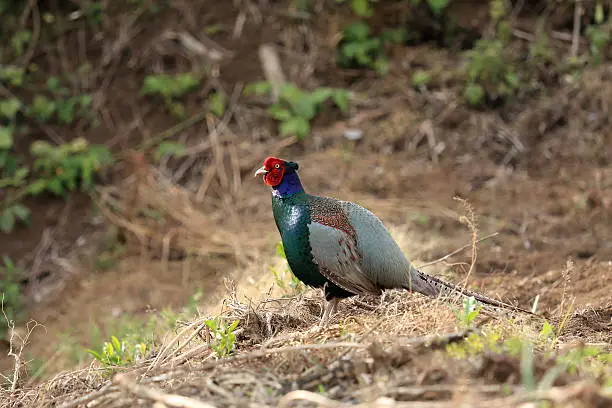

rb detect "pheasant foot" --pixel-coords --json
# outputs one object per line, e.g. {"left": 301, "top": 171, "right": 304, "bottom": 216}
{"left": 319, "top": 298, "right": 340, "bottom": 328}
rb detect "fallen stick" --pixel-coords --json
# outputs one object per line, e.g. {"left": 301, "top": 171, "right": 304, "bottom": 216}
{"left": 113, "top": 373, "right": 215, "bottom": 408}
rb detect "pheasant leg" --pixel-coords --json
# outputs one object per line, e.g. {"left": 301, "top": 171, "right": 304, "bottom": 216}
{"left": 319, "top": 298, "right": 340, "bottom": 327}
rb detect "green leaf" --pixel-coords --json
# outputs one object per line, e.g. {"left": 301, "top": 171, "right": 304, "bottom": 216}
{"left": 595, "top": 1, "right": 605, "bottom": 24}
{"left": 86, "top": 349, "right": 104, "bottom": 362}
{"left": 46, "top": 77, "right": 61, "bottom": 92}
{"left": 10, "top": 204, "right": 30, "bottom": 222}
{"left": 47, "top": 178, "right": 65, "bottom": 196}
{"left": 278, "top": 83, "right": 303, "bottom": 108}
{"left": 79, "top": 94, "right": 93, "bottom": 108}
{"left": 154, "top": 142, "right": 186, "bottom": 161}
{"left": 169, "top": 101, "right": 186, "bottom": 118}
{"left": 68, "top": 138, "right": 89, "bottom": 153}
{"left": 464, "top": 83, "right": 485, "bottom": 106}
{"left": 243, "top": 81, "right": 271, "bottom": 96}
{"left": 57, "top": 99, "right": 77, "bottom": 124}
{"left": 13, "top": 167, "right": 29, "bottom": 182}
{"left": 373, "top": 57, "right": 389, "bottom": 76}
{"left": 343, "top": 22, "right": 370, "bottom": 41}
{"left": 141, "top": 75, "right": 166, "bottom": 96}
{"left": 539, "top": 321, "right": 555, "bottom": 341}
{"left": 279, "top": 116, "right": 310, "bottom": 139}
{"left": 293, "top": 97, "right": 317, "bottom": 120}
{"left": 0, "top": 66, "right": 25, "bottom": 87}
{"left": 267, "top": 105, "right": 292, "bottom": 121}
{"left": 111, "top": 336, "right": 122, "bottom": 352}
{"left": 310, "top": 88, "right": 333, "bottom": 106}
{"left": 28, "top": 95, "right": 56, "bottom": 122}
{"left": 340, "top": 42, "right": 363, "bottom": 59}
{"left": 27, "top": 179, "right": 48, "bottom": 195}
{"left": 30, "top": 140, "right": 54, "bottom": 156}
{"left": 411, "top": 70, "right": 431, "bottom": 87}
{"left": 80, "top": 159, "right": 94, "bottom": 189}
{"left": 205, "top": 319, "right": 217, "bottom": 331}
{"left": 0, "top": 211, "right": 15, "bottom": 233}
{"left": 209, "top": 91, "right": 227, "bottom": 117}
{"left": 0, "top": 98, "right": 22, "bottom": 120}
{"left": 427, "top": 0, "right": 450, "bottom": 15}
{"left": 505, "top": 71, "right": 520, "bottom": 89}
{"left": 331, "top": 90, "right": 350, "bottom": 113}
{"left": 0, "top": 126, "right": 13, "bottom": 149}
{"left": 275, "top": 241, "right": 286, "bottom": 258}
{"left": 381, "top": 29, "right": 405, "bottom": 44}
{"left": 175, "top": 73, "right": 200, "bottom": 95}
{"left": 228, "top": 320, "right": 240, "bottom": 331}
{"left": 351, "top": 0, "right": 373, "bottom": 17}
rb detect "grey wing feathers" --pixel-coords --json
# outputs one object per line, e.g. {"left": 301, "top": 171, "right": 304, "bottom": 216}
{"left": 307, "top": 221, "right": 379, "bottom": 295}
{"left": 340, "top": 201, "right": 420, "bottom": 289}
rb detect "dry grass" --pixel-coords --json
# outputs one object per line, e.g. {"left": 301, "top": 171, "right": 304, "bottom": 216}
{"left": 2, "top": 284, "right": 610, "bottom": 408}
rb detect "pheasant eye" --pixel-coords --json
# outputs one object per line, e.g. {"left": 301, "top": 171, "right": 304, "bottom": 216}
{"left": 274, "top": 163, "right": 280, "bottom": 169}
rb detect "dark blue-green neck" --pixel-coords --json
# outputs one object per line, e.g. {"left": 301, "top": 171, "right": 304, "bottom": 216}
{"left": 272, "top": 171, "right": 304, "bottom": 198}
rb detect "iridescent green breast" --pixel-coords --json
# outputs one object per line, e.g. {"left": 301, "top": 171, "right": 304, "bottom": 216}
{"left": 272, "top": 192, "right": 328, "bottom": 289}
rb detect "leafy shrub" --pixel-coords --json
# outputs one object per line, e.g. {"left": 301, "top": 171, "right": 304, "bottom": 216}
{"left": 141, "top": 73, "right": 200, "bottom": 117}
{"left": 245, "top": 82, "right": 349, "bottom": 140}
{"left": 337, "top": 22, "right": 404, "bottom": 75}
{"left": 87, "top": 335, "right": 148, "bottom": 369}
{"left": 205, "top": 317, "right": 240, "bottom": 358}
{"left": 27, "top": 138, "right": 113, "bottom": 197}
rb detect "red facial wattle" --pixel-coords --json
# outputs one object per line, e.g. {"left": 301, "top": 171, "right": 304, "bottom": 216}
{"left": 263, "top": 167, "right": 283, "bottom": 186}
{"left": 261, "top": 157, "right": 285, "bottom": 187}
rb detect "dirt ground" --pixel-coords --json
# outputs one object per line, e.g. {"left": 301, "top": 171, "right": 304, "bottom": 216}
{"left": 0, "top": 0, "right": 611, "bottom": 406}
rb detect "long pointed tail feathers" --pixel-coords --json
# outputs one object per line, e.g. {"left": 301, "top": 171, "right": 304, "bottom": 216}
{"left": 406, "top": 268, "right": 537, "bottom": 316}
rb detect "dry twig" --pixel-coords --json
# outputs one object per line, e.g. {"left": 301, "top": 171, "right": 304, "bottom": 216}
{"left": 114, "top": 373, "right": 215, "bottom": 408}
{"left": 417, "top": 232, "right": 499, "bottom": 270}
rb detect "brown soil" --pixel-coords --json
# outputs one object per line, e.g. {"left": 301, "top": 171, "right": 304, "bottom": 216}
{"left": 0, "top": 0, "right": 611, "bottom": 404}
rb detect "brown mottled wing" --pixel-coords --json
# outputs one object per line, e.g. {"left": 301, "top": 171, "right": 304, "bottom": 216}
{"left": 307, "top": 197, "right": 379, "bottom": 296}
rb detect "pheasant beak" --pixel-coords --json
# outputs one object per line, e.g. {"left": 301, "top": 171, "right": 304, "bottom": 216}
{"left": 254, "top": 166, "right": 269, "bottom": 177}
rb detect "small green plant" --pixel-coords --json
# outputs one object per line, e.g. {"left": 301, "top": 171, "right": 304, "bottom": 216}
{"left": 454, "top": 296, "right": 482, "bottom": 328}
{"left": 411, "top": 70, "right": 432, "bottom": 88}
{"left": 445, "top": 329, "right": 503, "bottom": 359}
{"left": 27, "top": 138, "right": 113, "bottom": 197}
{"left": 26, "top": 77, "right": 94, "bottom": 125}
{"left": 246, "top": 82, "right": 349, "bottom": 140}
{"left": 0, "top": 97, "right": 23, "bottom": 152}
{"left": 141, "top": 73, "right": 200, "bottom": 117}
{"left": 538, "top": 320, "right": 557, "bottom": 352}
{"left": 462, "top": 38, "right": 520, "bottom": 106}
{"left": 0, "top": 66, "right": 25, "bottom": 87}
{"left": 153, "top": 141, "right": 187, "bottom": 162}
{"left": 205, "top": 317, "right": 240, "bottom": 358}
{"left": 0, "top": 203, "right": 30, "bottom": 233}
{"left": 87, "top": 335, "right": 148, "bottom": 368}
{"left": 557, "top": 345, "right": 611, "bottom": 376}
{"left": 271, "top": 241, "right": 306, "bottom": 296}
{"left": 0, "top": 256, "right": 24, "bottom": 340}
{"left": 337, "top": 22, "right": 404, "bottom": 75}
{"left": 208, "top": 90, "right": 227, "bottom": 117}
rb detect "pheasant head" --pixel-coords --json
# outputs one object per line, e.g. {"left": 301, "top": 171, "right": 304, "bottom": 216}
{"left": 255, "top": 157, "right": 299, "bottom": 190}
